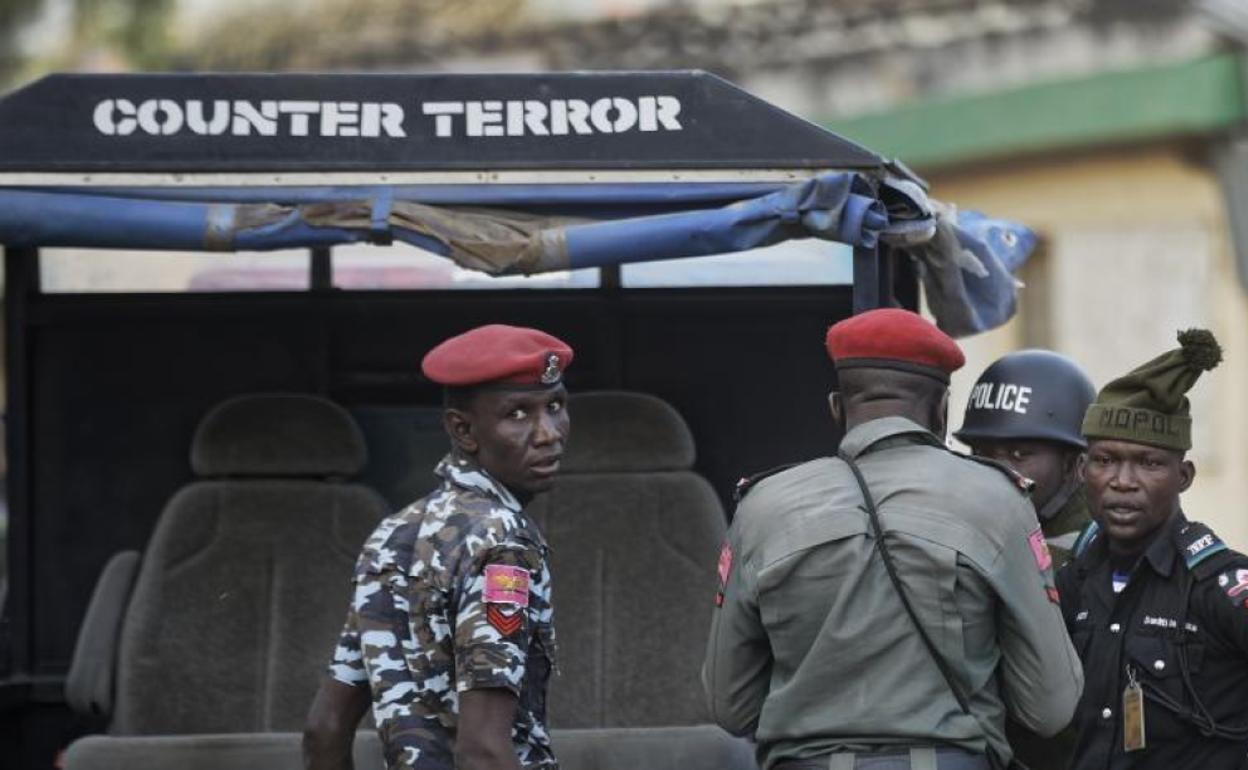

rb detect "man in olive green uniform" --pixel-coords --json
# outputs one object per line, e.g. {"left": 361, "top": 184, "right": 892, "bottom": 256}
{"left": 956, "top": 350, "right": 1097, "bottom": 566}
{"left": 955, "top": 350, "right": 1097, "bottom": 769}
{"left": 703, "top": 308, "right": 1083, "bottom": 770}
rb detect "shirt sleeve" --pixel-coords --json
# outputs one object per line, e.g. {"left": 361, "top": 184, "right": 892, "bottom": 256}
{"left": 990, "top": 497, "right": 1085, "bottom": 736}
{"left": 354, "top": 561, "right": 422, "bottom": 725}
{"left": 328, "top": 603, "right": 369, "bottom": 687}
{"left": 453, "top": 541, "right": 545, "bottom": 695}
{"left": 701, "top": 515, "right": 771, "bottom": 737}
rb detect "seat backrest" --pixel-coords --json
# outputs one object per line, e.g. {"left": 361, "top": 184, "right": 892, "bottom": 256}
{"left": 525, "top": 391, "right": 727, "bottom": 728}
{"left": 349, "top": 405, "right": 447, "bottom": 508}
{"left": 112, "top": 394, "right": 389, "bottom": 735}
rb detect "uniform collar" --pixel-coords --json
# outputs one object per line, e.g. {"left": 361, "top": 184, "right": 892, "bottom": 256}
{"left": 434, "top": 451, "right": 523, "bottom": 513}
{"left": 1083, "top": 510, "right": 1186, "bottom": 579}
{"left": 838, "top": 416, "right": 943, "bottom": 460}
{"left": 1046, "top": 487, "right": 1091, "bottom": 538}
{"left": 1143, "top": 511, "right": 1190, "bottom": 578}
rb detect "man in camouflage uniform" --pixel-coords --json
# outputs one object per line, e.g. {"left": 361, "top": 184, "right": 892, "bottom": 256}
{"left": 304, "top": 324, "right": 573, "bottom": 770}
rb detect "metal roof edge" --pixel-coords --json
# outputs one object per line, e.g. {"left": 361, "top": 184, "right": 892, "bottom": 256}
{"left": 822, "top": 52, "right": 1248, "bottom": 171}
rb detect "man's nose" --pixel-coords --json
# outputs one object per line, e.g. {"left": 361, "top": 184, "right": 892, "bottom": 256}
{"left": 1108, "top": 462, "right": 1138, "bottom": 489}
{"left": 534, "top": 412, "right": 562, "bottom": 445}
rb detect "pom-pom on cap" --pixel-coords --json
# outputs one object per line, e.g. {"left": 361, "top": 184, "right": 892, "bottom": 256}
{"left": 421, "top": 324, "right": 574, "bottom": 387}
{"left": 1178, "top": 328, "right": 1222, "bottom": 372}
{"left": 826, "top": 308, "right": 965, "bottom": 383}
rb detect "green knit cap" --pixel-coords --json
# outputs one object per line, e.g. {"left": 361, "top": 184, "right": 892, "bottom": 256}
{"left": 1082, "top": 329, "right": 1222, "bottom": 451}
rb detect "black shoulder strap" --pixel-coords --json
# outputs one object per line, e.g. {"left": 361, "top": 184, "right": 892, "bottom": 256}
{"left": 837, "top": 451, "right": 973, "bottom": 715}
{"left": 1174, "top": 520, "right": 1232, "bottom": 580}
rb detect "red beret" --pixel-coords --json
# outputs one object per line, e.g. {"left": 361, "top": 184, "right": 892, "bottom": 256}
{"left": 422, "top": 324, "right": 574, "bottom": 387}
{"left": 825, "top": 308, "right": 964, "bottom": 382}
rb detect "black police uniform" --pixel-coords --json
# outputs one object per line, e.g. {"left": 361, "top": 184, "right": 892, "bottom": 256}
{"left": 1056, "top": 512, "right": 1248, "bottom": 770}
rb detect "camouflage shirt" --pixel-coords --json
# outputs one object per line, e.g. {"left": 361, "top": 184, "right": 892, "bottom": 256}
{"left": 329, "top": 452, "right": 558, "bottom": 770}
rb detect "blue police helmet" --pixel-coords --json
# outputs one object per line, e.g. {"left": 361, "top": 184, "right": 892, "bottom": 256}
{"left": 954, "top": 349, "right": 1096, "bottom": 449}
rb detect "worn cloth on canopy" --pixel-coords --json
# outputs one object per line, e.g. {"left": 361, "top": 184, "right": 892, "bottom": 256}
{"left": 0, "top": 171, "right": 1034, "bottom": 335}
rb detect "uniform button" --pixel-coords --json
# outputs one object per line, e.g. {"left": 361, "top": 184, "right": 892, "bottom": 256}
{"left": 1109, "top": 623, "right": 1121, "bottom": 633}
{"left": 1154, "top": 659, "right": 1166, "bottom": 672}
{"left": 1102, "top": 707, "right": 1113, "bottom": 720}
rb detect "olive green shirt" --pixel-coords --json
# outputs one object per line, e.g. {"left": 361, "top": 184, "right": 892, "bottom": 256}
{"left": 1005, "top": 488, "right": 1090, "bottom": 770}
{"left": 702, "top": 417, "right": 1083, "bottom": 769}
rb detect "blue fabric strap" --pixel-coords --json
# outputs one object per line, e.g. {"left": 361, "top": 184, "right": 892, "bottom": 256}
{"left": 369, "top": 188, "right": 394, "bottom": 244}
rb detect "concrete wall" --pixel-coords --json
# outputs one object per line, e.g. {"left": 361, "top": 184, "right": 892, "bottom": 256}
{"left": 931, "top": 143, "right": 1248, "bottom": 549}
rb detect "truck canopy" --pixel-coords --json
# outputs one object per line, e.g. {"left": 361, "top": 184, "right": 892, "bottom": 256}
{"left": 0, "top": 71, "right": 1031, "bottom": 332}
{"left": 0, "top": 70, "right": 1036, "bottom": 770}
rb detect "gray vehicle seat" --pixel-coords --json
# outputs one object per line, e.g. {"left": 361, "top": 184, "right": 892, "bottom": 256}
{"left": 66, "top": 391, "right": 755, "bottom": 770}
{"left": 525, "top": 391, "right": 727, "bottom": 727}
{"left": 69, "top": 394, "right": 389, "bottom": 735}
{"left": 64, "top": 725, "right": 756, "bottom": 770}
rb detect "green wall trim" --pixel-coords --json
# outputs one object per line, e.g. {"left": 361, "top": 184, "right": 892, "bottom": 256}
{"left": 824, "top": 53, "right": 1247, "bottom": 170}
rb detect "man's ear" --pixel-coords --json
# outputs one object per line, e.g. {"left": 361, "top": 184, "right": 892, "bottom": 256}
{"left": 1179, "top": 458, "right": 1196, "bottom": 494}
{"left": 1071, "top": 451, "right": 1086, "bottom": 480}
{"left": 828, "top": 391, "right": 843, "bottom": 426}
{"left": 443, "top": 408, "right": 478, "bottom": 454}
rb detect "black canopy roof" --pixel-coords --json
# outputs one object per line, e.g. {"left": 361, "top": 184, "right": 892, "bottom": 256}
{"left": 0, "top": 71, "right": 913, "bottom": 178}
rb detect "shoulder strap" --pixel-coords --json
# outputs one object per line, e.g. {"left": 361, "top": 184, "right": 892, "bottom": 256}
{"left": 1175, "top": 520, "right": 1232, "bottom": 580}
{"left": 938, "top": 447, "right": 1036, "bottom": 495}
{"left": 837, "top": 451, "right": 972, "bottom": 716}
{"left": 733, "top": 462, "right": 798, "bottom": 503}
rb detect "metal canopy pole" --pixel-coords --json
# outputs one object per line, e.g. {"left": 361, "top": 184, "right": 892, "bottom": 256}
{"left": 3, "top": 246, "right": 37, "bottom": 677}
{"left": 852, "top": 244, "right": 893, "bottom": 313}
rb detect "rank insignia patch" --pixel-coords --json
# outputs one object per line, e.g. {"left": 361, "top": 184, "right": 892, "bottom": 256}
{"left": 1217, "top": 568, "right": 1248, "bottom": 607}
{"left": 483, "top": 564, "right": 530, "bottom": 607}
{"left": 486, "top": 604, "right": 523, "bottom": 637}
{"left": 1028, "top": 527, "right": 1052, "bottom": 572}
{"left": 715, "top": 541, "right": 732, "bottom": 607}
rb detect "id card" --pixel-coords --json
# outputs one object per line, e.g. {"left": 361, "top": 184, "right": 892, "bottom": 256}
{"left": 1123, "top": 668, "right": 1147, "bottom": 752}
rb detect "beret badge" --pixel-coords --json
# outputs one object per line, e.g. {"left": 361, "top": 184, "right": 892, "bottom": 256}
{"left": 540, "top": 353, "right": 562, "bottom": 385}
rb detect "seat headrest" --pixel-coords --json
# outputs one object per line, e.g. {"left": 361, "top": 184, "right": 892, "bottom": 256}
{"left": 191, "top": 394, "right": 367, "bottom": 477}
{"left": 563, "top": 391, "right": 695, "bottom": 473}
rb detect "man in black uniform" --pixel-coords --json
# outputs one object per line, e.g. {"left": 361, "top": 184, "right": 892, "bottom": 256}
{"left": 1057, "top": 329, "right": 1248, "bottom": 769}
{"left": 956, "top": 349, "right": 1096, "bottom": 565}
{"left": 957, "top": 352, "right": 1097, "bottom": 770}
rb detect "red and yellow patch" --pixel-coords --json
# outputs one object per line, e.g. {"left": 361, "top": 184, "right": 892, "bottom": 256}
{"left": 1028, "top": 527, "right": 1052, "bottom": 572}
{"left": 483, "top": 564, "right": 530, "bottom": 607}
{"left": 714, "top": 541, "right": 733, "bottom": 607}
